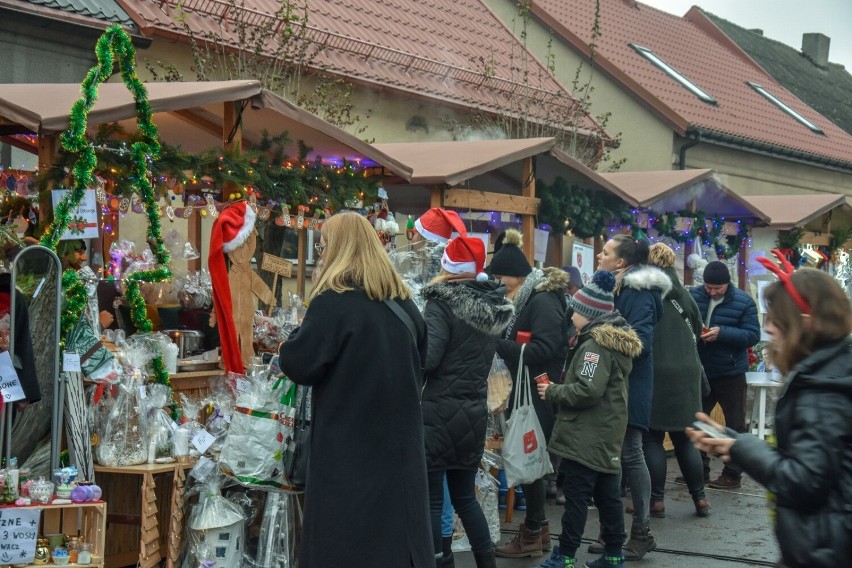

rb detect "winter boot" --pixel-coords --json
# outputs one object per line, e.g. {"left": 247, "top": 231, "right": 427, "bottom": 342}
{"left": 585, "top": 554, "right": 625, "bottom": 568}
{"left": 587, "top": 537, "right": 605, "bottom": 554}
{"left": 537, "top": 545, "right": 575, "bottom": 567}
{"left": 472, "top": 547, "right": 497, "bottom": 568}
{"left": 495, "top": 523, "right": 542, "bottom": 558}
{"left": 439, "top": 536, "right": 455, "bottom": 567}
{"left": 623, "top": 523, "right": 655, "bottom": 561}
{"left": 541, "top": 520, "right": 552, "bottom": 551}
{"left": 649, "top": 498, "right": 666, "bottom": 518}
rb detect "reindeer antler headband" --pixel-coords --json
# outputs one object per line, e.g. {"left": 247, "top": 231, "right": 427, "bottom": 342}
{"left": 756, "top": 249, "right": 811, "bottom": 315}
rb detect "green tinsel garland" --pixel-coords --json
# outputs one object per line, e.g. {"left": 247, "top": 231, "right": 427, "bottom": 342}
{"left": 40, "top": 26, "right": 175, "bottom": 407}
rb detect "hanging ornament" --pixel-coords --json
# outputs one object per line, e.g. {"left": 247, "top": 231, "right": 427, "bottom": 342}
{"left": 119, "top": 197, "right": 131, "bottom": 214}
{"left": 166, "top": 205, "right": 175, "bottom": 221}
{"left": 206, "top": 195, "right": 218, "bottom": 219}
{"left": 96, "top": 187, "right": 108, "bottom": 204}
{"left": 182, "top": 206, "right": 193, "bottom": 219}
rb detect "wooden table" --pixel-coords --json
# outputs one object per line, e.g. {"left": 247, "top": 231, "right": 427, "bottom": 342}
{"left": 94, "top": 461, "right": 194, "bottom": 568}
{"left": 746, "top": 372, "right": 784, "bottom": 440}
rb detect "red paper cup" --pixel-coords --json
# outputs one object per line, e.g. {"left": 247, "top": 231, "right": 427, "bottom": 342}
{"left": 534, "top": 373, "right": 551, "bottom": 385}
{"left": 516, "top": 331, "right": 532, "bottom": 344}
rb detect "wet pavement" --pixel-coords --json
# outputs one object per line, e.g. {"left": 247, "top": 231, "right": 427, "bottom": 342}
{"left": 455, "top": 456, "right": 780, "bottom": 567}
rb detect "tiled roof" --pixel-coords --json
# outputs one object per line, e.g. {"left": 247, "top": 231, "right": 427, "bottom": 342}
{"left": 21, "top": 0, "right": 135, "bottom": 26}
{"left": 693, "top": 9, "right": 852, "bottom": 137}
{"left": 530, "top": 0, "right": 852, "bottom": 169}
{"left": 117, "top": 0, "right": 603, "bottom": 135}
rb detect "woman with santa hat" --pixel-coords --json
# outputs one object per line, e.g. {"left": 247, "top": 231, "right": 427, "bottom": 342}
{"left": 421, "top": 236, "right": 514, "bottom": 567}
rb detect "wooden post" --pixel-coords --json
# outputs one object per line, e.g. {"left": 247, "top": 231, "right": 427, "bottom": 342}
{"left": 38, "top": 134, "right": 58, "bottom": 226}
{"left": 521, "top": 157, "right": 535, "bottom": 263}
{"left": 684, "top": 199, "right": 697, "bottom": 284}
{"left": 738, "top": 230, "right": 749, "bottom": 291}
{"left": 430, "top": 186, "right": 443, "bottom": 209}
{"left": 296, "top": 229, "right": 307, "bottom": 298}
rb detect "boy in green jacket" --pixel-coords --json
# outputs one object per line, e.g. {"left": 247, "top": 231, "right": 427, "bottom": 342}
{"left": 536, "top": 270, "right": 642, "bottom": 568}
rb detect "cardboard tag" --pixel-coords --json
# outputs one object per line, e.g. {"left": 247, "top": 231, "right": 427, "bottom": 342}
{"left": 191, "top": 429, "right": 215, "bottom": 453}
{"left": 63, "top": 352, "right": 81, "bottom": 373}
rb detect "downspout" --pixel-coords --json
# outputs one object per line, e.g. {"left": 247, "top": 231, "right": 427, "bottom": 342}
{"left": 678, "top": 128, "right": 701, "bottom": 170}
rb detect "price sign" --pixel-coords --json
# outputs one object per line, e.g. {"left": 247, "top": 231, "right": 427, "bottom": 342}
{"left": 261, "top": 253, "right": 293, "bottom": 277}
{"left": 63, "top": 352, "right": 81, "bottom": 373}
{"left": 0, "top": 508, "right": 40, "bottom": 564}
{"left": 191, "top": 429, "right": 215, "bottom": 454}
{"left": 235, "top": 378, "right": 252, "bottom": 394}
{"left": 0, "top": 351, "right": 25, "bottom": 403}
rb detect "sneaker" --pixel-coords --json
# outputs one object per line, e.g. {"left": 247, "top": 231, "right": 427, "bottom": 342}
{"left": 585, "top": 555, "right": 624, "bottom": 568}
{"left": 538, "top": 545, "right": 575, "bottom": 567}
{"left": 708, "top": 474, "right": 742, "bottom": 490}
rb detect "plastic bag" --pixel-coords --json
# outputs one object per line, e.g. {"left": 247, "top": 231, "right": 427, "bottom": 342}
{"left": 487, "top": 355, "right": 512, "bottom": 413}
{"left": 502, "top": 345, "right": 553, "bottom": 487}
{"left": 185, "top": 474, "right": 247, "bottom": 568}
{"left": 219, "top": 376, "right": 295, "bottom": 489}
{"left": 94, "top": 376, "right": 148, "bottom": 466}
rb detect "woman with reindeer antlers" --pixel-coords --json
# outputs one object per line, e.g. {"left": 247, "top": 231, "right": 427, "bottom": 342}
{"left": 688, "top": 250, "right": 852, "bottom": 568}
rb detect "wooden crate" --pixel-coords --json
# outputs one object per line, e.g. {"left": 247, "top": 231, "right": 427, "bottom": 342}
{"left": 9, "top": 501, "right": 107, "bottom": 567}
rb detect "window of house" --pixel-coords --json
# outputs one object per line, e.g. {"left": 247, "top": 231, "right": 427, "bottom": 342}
{"left": 629, "top": 44, "right": 718, "bottom": 105}
{"left": 747, "top": 82, "right": 824, "bottom": 134}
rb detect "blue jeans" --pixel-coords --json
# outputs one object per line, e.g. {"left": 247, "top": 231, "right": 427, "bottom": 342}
{"left": 644, "top": 429, "right": 706, "bottom": 502}
{"left": 441, "top": 476, "right": 454, "bottom": 537}
{"left": 558, "top": 459, "right": 624, "bottom": 558}
{"left": 621, "top": 426, "right": 651, "bottom": 527}
{"left": 428, "top": 469, "right": 493, "bottom": 555}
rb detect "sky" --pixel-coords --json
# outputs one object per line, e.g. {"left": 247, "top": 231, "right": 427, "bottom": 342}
{"left": 639, "top": 0, "right": 852, "bottom": 71}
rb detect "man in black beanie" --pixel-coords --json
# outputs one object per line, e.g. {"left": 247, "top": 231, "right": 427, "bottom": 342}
{"left": 689, "top": 261, "right": 760, "bottom": 489}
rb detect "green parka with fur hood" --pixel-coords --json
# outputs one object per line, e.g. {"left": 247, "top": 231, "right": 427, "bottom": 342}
{"left": 545, "top": 312, "right": 642, "bottom": 474}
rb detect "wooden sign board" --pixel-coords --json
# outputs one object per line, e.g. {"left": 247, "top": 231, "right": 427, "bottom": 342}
{"left": 262, "top": 253, "right": 293, "bottom": 277}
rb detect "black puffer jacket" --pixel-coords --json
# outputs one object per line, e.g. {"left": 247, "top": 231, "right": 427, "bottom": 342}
{"left": 728, "top": 337, "right": 852, "bottom": 568}
{"left": 497, "top": 268, "right": 569, "bottom": 442}
{"left": 422, "top": 278, "right": 514, "bottom": 470}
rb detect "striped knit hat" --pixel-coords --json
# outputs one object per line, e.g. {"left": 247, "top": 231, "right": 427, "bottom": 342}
{"left": 569, "top": 270, "right": 616, "bottom": 321}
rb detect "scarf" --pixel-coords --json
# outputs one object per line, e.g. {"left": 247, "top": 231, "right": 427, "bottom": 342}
{"left": 503, "top": 268, "right": 544, "bottom": 339}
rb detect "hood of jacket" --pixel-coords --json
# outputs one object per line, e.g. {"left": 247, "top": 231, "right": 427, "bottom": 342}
{"left": 422, "top": 279, "right": 514, "bottom": 337}
{"left": 786, "top": 336, "right": 852, "bottom": 396}
{"left": 535, "top": 266, "right": 570, "bottom": 293}
{"left": 580, "top": 312, "right": 643, "bottom": 358}
{"left": 659, "top": 266, "right": 683, "bottom": 299}
{"left": 619, "top": 264, "right": 673, "bottom": 298}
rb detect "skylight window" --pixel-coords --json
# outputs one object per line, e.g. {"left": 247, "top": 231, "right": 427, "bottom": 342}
{"left": 747, "top": 82, "right": 824, "bottom": 134}
{"left": 629, "top": 44, "right": 717, "bottom": 105}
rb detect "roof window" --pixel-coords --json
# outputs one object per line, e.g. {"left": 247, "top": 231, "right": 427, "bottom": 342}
{"left": 747, "top": 82, "right": 824, "bottom": 134}
{"left": 629, "top": 44, "right": 717, "bottom": 105}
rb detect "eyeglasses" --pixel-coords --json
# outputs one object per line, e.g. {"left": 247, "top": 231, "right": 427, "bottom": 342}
{"left": 314, "top": 243, "right": 325, "bottom": 256}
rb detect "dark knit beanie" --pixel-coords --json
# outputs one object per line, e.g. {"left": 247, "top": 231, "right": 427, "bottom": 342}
{"left": 569, "top": 270, "right": 615, "bottom": 320}
{"left": 703, "top": 261, "right": 731, "bottom": 285}
{"left": 487, "top": 229, "right": 531, "bottom": 277}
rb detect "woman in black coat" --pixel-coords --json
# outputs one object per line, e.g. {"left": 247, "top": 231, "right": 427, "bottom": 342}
{"left": 690, "top": 265, "right": 852, "bottom": 568}
{"left": 278, "top": 212, "right": 433, "bottom": 568}
{"left": 489, "top": 230, "right": 569, "bottom": 559}
{"left": 422, "top": 236, "right": 514, "bottom": 567}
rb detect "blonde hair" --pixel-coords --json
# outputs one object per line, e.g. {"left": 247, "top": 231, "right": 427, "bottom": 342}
{"left": 648, "top": 243, "right": 676, "bottom": 268}
{"left": 310, "top": 212, "right": 411, "bottom": 302}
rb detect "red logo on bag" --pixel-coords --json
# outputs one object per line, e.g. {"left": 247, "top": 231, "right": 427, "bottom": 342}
{"left": 523, "top": 430, "right": 538, "bottom": 453}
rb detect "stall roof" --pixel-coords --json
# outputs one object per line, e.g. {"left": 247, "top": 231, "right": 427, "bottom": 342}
{"left": 599, "top": 169, "right": 769, "bottom": 222}
{"left": 0, "top": 80, "right": 413, "bottom": 176}
{"left": 740, "top": 194, "right": 850, "bottom": 230}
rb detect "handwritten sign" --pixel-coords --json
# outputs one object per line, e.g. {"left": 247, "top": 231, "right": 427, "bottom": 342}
{"left": 51, "top": 189, "right": 99, "bottom": 240}
{"left": 0, "top": 508, "right": 40, "bottom": 564}
{"left": 261, "top": 253, "right": 293, "bottom": 277}
{"left": 0, "top": 350, "right": 25, "bottom": 403}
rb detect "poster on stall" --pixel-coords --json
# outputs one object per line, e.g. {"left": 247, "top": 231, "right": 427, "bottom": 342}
{"left": 0, "top": 507, "right": 39, "bottom": 564}
{"left": 572, "top": 242, "right": 594, "bottom": 286}
{"left": 51, "top": 189, "right": 99, "bottom": 240}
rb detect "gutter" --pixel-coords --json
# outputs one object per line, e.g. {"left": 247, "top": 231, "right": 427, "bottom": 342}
{"left": 678, "top": 128, "right": 701, "bottom": 170}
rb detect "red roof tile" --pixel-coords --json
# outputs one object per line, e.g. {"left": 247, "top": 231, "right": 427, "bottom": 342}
{"left": 530, "top": 0, "right": 852, "bottom": 168}
{"left": 117, "top": 0, "right": 603, "bottom": 136}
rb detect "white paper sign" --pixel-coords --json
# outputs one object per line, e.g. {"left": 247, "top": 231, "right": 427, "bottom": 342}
{"left": 51, "top": 189, "right": 99, "bottom": 240}
{"left": 235, "top": 378, "right": 252, "bottom": 394}
{"left": 572, "top": 242, "right": 595, "bottom": 287}
{"left": 191, "top": 429, "right": 215, "bottom": 454}
{"left": 0, "top": 351, "right": 25, "bottom": 404}
{"left": 0, "top": 507, "right": 40, "bottom": 564}
{"left": 534, "top": 229, "right": 549, "bottom": 263}
{"left": 63, "top": 352, "right": 81, "bottom": 373}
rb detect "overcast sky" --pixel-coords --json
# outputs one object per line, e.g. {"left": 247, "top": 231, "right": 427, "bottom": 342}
{"left": 639, "top": 0, "right": 852, "bottom": 70}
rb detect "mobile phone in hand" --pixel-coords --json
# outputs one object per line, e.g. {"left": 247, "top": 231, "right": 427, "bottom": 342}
{"left": 692, "top": 421, "right": 726, "bottom": 439}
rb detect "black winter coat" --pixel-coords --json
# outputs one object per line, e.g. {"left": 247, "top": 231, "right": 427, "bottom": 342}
{"left": 728, "top": 337, "right": 852, "bottom": 568}
{"left": 422, "top": 278, "right": 514, "bottom": 470}
{"left": 278, "top": 289, "right": 434, "bottom": 568}
{"left": 690, "top": 284, "right": 760, "bottom": 379}
{"left": 497, "top": 268, "right": 569, "bottom": 442}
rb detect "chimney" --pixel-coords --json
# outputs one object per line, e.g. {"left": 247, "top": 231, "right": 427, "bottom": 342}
{"left": 802, "top": 33, "right": 830, "bottom": 68}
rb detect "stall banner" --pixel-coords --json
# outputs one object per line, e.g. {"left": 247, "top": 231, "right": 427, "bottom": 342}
{"left": 572, "top": 242, "right": 594, "bottom": 286}
{"left": 51, "top": 189, "right": 99, "bottom": 240}
{"left": 0, "top": 351, "right": 25, "bottom": 404}
{"left": 0, "top": 508, "right": 39, "bottom": 564}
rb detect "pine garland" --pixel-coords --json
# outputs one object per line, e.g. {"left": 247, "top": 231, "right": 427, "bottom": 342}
{"left": 650, "top": 210, "right": 748, "bottom": 260}
{"left": 41, "top": 25, "right": 174, "bottom": 402}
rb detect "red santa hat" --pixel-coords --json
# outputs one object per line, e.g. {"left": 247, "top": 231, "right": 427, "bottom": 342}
{"left": 208, "top": 201, "right": 257, "bottom": 374}
{"left": 414, "top": 208, "right": 467, "bottom": 244}
{"left": 441, "top": 236, "right": 485, "bottom": 275}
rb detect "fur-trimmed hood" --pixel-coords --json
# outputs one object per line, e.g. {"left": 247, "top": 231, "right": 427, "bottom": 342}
{"left": 588, "top": 318, "right": 643, "bottom": 359}
{"left": 535, "top": 266, "right": 570, "bottom": 293}
{"left": 618, "top": 265, "right": 672, "bottom": 298}
{"left": 422, "top": 279, "right": 514, "bottom": 337}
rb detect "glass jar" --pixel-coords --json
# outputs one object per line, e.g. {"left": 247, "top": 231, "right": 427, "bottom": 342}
{"left": 66, "top": 536, "right": 80, "bottom": 563}
{"left": 30, "top": 478, "right": 54, "bottom": 504}
{"left": 33, "top": 538, "right": 50, "bottom": 565}
{"left": 77, "top": 543, "right": 93, "bottom": 565}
